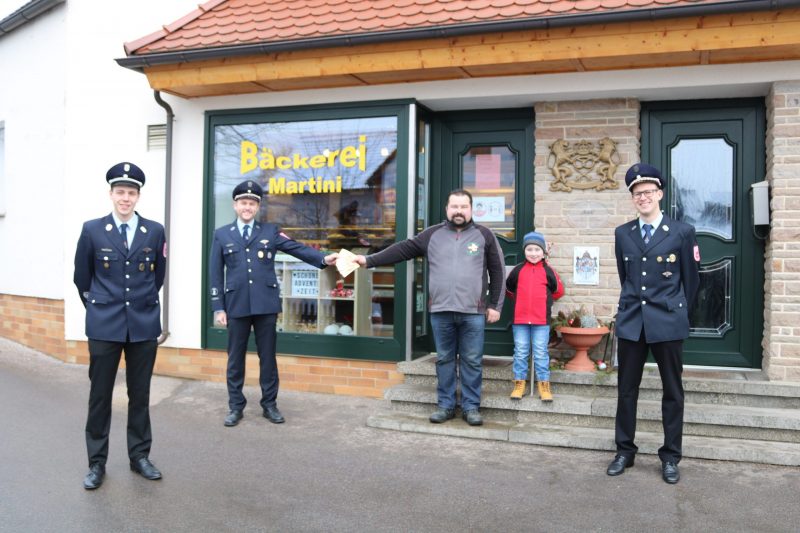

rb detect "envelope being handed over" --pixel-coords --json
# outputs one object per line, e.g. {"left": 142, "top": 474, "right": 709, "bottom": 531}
{"left": 335, "top": 248, "right": 360, "bottom": 278}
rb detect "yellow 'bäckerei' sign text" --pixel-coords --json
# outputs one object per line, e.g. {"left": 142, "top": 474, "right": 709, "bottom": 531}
{"left": 240, "top": 136, "right": 367, "bottom": 195}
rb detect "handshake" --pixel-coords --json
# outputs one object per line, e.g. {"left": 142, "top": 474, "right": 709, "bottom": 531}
{"left": 323, "top": 248, "right": 368, "bottom": 278}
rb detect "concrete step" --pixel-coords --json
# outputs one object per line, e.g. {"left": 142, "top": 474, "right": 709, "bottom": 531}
{"left": 398, "top": 358, "right": 800, "bottom": 409}
{"left": 385, "top": 384, "right": 800, "bottom": 443}
{"left": 366, "top": 412, "right": 800, "bottom": 467}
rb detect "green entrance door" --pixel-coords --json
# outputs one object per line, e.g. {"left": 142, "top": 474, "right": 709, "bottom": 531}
{"left": 642, "top": 100, "right": 765, "bottom": 368}
{"left": 422, "top": 109, "right": 535, "bottom": 356}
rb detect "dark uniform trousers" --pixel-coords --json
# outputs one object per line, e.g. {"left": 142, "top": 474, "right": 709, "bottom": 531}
{"left": 615, "top": 331, "right": 684, "bottom": 463}
{"left": 226, "top": 314, "right": 278, "bottom": 411}
{"left": 86, "top": 339, "right": 158, "bottom": 466}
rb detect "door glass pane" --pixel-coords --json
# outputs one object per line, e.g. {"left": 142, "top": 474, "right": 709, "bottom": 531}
{"left": 691, "top": 258, "right": 733, "bottom": 337}
{"left": 670, "top": 138, "right": 734, "bottom": 240}
{"left": 462, "top": 145, "right": 516, "bottom": 239}
{"left": 414, "top": 119, "right": 430, "bottom": 337}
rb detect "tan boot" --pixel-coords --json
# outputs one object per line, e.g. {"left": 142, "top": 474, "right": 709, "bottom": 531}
{"left": 537, "top": 381, "right": 553, "bottom": 402}
{"left": 510, "top": 380, "right": 526, "bottom": 400}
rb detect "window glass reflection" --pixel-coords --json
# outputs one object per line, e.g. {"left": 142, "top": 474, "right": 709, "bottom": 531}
{"left": 670, "top": 138, "right": 734, "bottom": 240}
{"left": 212, "top": 116, "right": 398, "bottom": 338}
{"left": 690, "top": 258, "right": 732, "bottom": 337}
{"left": 462, "top": 145, "right": 516, "bottom": 239}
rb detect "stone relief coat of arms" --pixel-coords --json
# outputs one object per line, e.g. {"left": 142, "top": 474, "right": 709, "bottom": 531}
{"left": 548, "top": 137, "right": 620, "bottom": 192}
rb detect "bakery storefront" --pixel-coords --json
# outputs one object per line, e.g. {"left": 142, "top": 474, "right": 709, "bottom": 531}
{"left": 205, "top": 103, "right": 413, "bottom": 361}
{"left": 115, "top": 0, "right": 800, "bottom": 389}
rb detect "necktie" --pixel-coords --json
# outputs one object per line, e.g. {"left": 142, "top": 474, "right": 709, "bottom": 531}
{"left": 642, "top": 223, "right": 653, "bottom": 245}
{"left": 120, "top": 223, "right": 129, "bottom": 250}
{"left": 242, "top": 224, "right": 250, "bottom": 241}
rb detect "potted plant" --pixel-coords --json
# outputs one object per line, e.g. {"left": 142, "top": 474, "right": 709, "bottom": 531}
{"left": 552, "top": 306, "right": 610, "bottom": 372}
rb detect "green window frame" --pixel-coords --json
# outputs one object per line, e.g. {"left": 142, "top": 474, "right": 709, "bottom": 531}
{"left": 201, "top": 100, "right": 412, "bottom": 361}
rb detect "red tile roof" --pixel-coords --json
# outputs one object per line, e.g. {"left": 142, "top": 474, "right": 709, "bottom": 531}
{"left": 125, "top": 0, "right": 740, "bottom": 56}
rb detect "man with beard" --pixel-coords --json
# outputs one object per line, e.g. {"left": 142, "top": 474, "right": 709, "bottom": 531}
{"left": 354, "top": 189, "right": 505, "bottom": 426}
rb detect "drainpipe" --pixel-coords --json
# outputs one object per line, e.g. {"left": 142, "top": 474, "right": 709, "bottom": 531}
{"left": 154, "top": 90, "right": 173, "bottom": 345}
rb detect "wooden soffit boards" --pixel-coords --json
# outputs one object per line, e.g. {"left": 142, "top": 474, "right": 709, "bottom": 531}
{"left": 141, "top": 9, "right": 800, "bottom": 98}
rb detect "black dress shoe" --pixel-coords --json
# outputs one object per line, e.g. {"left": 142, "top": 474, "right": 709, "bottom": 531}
{"left": 224, "top": 409, "right": 243, "bottom": 427}
{"left": 83, "top": 463, "right": 105, "bottom": 490}
{"left": 429, "top": 407, "right": 455, "bottom": 424}
{"left": 606, "top": 454, "right": 635, "bottom": 476}
{"left": 462, "top": 409, "right": 483, "bottom": 426}
{"left": 130, "top": 457, "right": 162, "bottom": 480}
{"left": 263, "top": 405, "right": 285, "bottom": 424}
{"left": 662, "top": 461, "right": 680, "bottom": 484}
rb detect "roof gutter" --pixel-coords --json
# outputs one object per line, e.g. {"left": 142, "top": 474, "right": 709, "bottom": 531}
{"left": 153, "top": 90, "right": 174, "bottom": 346}
{"left": 0, "top": 0, "right": 65, "bottom": 37}
{"left": 116, "top": 0, "right": 800, "bottom": 72}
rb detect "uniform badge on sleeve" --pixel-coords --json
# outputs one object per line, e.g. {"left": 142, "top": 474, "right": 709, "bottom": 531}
{"left": 693, "top": 245, "right": 701, "bottom": 262}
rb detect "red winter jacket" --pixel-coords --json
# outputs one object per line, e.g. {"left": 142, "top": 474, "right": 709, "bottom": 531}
{"left": 505, "top": 260, "right": 564, "bottom": 325}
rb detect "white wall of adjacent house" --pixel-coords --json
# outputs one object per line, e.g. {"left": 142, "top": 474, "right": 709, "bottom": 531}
{"left": 0, "top": 0, "right": 197, "bottom": 341}
{"left": 0, "top": 2, "right": 67, "bottom": 300}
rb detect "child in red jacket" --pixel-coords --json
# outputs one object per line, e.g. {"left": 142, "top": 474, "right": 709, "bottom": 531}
{"left": 505, "top": 232, "right": 564, "bottom": 401}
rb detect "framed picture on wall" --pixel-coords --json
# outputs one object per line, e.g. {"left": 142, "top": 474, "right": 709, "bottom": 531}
{"left": 573, "top": 246, "right": 600, "bottom": 285}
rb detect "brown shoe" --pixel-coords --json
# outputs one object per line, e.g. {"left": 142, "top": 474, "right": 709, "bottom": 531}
{"left": 537, "top": 381, "right": 553, "bottom": 402}
{"left": 510, "top": 380, "right": 526, "bottom": 400}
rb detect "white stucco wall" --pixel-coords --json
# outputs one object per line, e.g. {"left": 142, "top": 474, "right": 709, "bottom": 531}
{"left": 0, "top": 2, "right": 67, "bottom": 299}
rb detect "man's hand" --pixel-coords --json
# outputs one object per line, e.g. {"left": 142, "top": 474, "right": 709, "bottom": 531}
{"left": 353, "top": 255, "right": 367, "bottom": 267}
{"left": 486, "top": 308, "right": 500, "bottom": 323}
{"left": 214, "top": 310, "right": 227, "bottom": 327}
{"left": 323, "top": 252, "right": 339, "bottom": 266}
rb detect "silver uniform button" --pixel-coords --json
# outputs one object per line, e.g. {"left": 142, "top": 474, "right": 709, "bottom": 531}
{"left": 126, "top": 261, "right": 130, "bottom": 265}
{"left": 642, "top": 286, "right": 646, "bottom": 291}
{"left": 642, "top": 301, "right": 647, "bottom": 305}
{"left": 642, "top": 272, "right": 646, "bottom": 276}
{"left": 125, "top": 274, "right": 130, "bottom": 279}
{"left": 246, "top": 248, "right": 250, "bottom": 252}
{"left": 248, "top": 269, "right": 252, "bottom": 273}
{"left": 642, "top": 257, "right": 647, "bottom": 262}
{"left": 126, "top": 288, "right": 130, "bottom": 292}
{"left": 126, "top": 302, "right": 130, "bottom": 306}
{"left": 249, "top": 280, "right": 253, "bottom": 284}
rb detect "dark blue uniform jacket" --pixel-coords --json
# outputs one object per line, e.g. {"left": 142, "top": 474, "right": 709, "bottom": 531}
{"left": 614, "top": 214, "right": 700, "bottom": 343}
{"left": 209, "top": 221, "right": 326, "bottom": 318}
{"left": 74, "top": 213, "right": 166, "bottom": 342}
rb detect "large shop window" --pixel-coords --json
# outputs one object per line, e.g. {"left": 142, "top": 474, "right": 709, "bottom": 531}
{"left": 207, "top": 108, "right": 406, "bottom": 359}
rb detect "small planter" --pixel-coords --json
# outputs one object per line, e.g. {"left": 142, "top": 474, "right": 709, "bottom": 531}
{"left": 558, "top": 326, "right": 610, "bottom": 372}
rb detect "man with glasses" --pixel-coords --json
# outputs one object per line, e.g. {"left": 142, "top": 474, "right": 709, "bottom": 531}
{"left": 606, "top": 163, "right": 700, "bottom": 484}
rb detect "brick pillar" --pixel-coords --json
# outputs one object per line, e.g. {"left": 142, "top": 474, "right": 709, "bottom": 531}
{"left": 764, "top": 81, "right": 800, "bottom": 382}
{"left": 533, "top": 99, "right": 640, "bottom": 322}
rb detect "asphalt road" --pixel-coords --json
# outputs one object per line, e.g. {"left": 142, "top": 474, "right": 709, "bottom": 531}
{"left": 1, "top": 336, "right": 799, "bottom": 533}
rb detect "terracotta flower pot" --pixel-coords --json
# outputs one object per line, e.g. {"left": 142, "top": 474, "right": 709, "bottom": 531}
{"left": 558, "top": 326, "right": 610, "bottom": 372}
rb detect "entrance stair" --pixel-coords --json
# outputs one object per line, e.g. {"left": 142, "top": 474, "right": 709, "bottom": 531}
{"left": 366, "top": 356, "right": 800, "bottom": 466}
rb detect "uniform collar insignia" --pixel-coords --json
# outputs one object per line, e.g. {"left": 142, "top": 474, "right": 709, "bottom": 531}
{"left": 105, "top": 223, "right": 113, "bottom": 231}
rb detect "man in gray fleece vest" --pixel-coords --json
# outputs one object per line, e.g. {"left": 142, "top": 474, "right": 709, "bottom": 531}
{"left": 355, "top": 189, "right": 505, "bottom": 426}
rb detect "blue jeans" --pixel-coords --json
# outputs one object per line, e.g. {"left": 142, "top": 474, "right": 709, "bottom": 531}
{"left": 429, "top": 312, "right": 486, "bottom": 411}
{"left": 512, "top": 324, "right": 551, "bottom": 381}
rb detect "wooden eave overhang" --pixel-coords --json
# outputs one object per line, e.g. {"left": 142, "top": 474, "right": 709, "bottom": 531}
{"left": 120, "top": 7, "right": 800, "bottom": 99}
